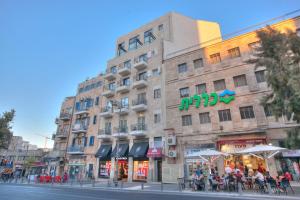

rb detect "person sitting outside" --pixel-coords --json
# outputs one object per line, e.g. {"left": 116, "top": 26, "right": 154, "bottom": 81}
{"left": 253, "top": 169, "right": 265, "bottom": 192}
{"left": 227, "top": 172, "right": 236, "bottom": 192}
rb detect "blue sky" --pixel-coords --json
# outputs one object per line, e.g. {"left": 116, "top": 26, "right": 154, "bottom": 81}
{"left": 0, "top": 0, "right": 299, "bottom": 148}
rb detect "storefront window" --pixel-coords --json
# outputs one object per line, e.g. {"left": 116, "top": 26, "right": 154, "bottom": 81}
{"left": 133, "top": 160, "right": 149, "bottom": 181}
{"left": 99, "top": 161, "right": 111, "bottom": 178}
{"left": 117, "top": 160, "right": 128, "bottom": 180}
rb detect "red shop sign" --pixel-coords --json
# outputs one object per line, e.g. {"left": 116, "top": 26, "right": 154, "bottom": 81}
{"left": 147, "top": 148, "right": 162, "bottom": 158}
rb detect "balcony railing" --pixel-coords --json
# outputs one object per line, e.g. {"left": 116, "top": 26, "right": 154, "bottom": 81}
{"left": 118, "top": 64, "right": 131, "bottom": 76}
{"left": 72, "top": 123, "right": 88, "bottom": 133}
{"left": 116, "top": 81, "right": 131, "bottom": 93}
{"left": 74, "top": 107, "right": 89, "bottom": 115}
{"left": 113, "top": 104, "right": 129, "bottom": 115}
{"left": 100, "top": 106, "right": 113, "bottom": 118}
{"left": 102, "top": 85, "right": 116, "bottom": 97}
{"left": 59, "top": 113, "right": 71, "bottom": 120}
{"left": 104, "top": 69, "right": 117, "bottom": 80}
{"left": 133, "top": 57, "right": 148, "bottom": 70}
{"left": 130, "top": 123, "right": 147, "bottom": 136}
{"left": 132, "top": 99, "right": 147, "bottom": 111}
{"left": 112, "top": 126, "right": 129, "bottom": 137}
{"left": 56, "top": 129, "right": 69, "bottom": 138}
{"left": 132, "top": 75, "right": 148, "bottom": 89}
{"left": 67, "top": 146, "right": 84, "bottom": 154}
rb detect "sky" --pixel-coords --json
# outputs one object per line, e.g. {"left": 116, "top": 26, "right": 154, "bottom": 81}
{"left": 0, "top": 0, "right": 299, "bottom": 148}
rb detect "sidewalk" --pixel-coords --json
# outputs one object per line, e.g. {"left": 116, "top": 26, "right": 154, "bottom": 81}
{"left": 2, "top": 179, "right": 300, "bottom": 199}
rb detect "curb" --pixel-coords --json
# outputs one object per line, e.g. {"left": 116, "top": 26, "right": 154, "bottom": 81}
{"left": 3, "top": 183, "right": 299, "bottom": 200}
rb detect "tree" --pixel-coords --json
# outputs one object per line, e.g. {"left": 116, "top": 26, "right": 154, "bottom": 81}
{"left": 248, "top": 26, "right": 300, "bottom": 149}
{"left": 0, "top": 109, "right": 15, "bottom": 149}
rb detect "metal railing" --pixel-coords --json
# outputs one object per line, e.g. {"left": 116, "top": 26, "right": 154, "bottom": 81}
{"left": 59, "top": 113, "right": 71, "bottom": 119}
{"left": 72, "top": 123, "right": 88, "bottom": 132}
{"left": 67, "top": 145, "right": 84, "bottom": 153}
{"left": 132, "top": 98, "right": 147, "bottom": 106}
{"left": 131, "top": 123, "right": 147, "bottom": 131}
{"left": 98, "top": 129, "right": 112, "bottom": 136}
{"left": 103, "top": 84, "right": 116, "bottom": 92}
{"left": 114, "top": 126, "right": 128, "bottom": 133}
{"left": 101, "top": 106, "right": 113, "bottom": 113}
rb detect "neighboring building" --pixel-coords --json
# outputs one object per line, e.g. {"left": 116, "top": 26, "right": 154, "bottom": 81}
{"left": 47, "top": 96, "right": 75, "bottom": 176}
{"left": 66, "top": 76, "right": 103, "bottom": 179}
{"left": 8, "top": 136, "right": 24, "bottom": 151}
{"left": 97, "top": 12, "right": 221, "bottom": 183}
{"left": 163, "top": 16, "right": 300, "bottom": 182}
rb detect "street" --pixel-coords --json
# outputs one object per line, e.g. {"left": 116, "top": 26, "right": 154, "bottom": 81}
{"left": 0, "top": 184, "right": 281, "bottom": 200}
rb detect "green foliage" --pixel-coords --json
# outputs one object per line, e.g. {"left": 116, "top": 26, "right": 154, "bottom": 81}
{"left": 0, "top": 109, "right": 15, "bottom": 149}
{"left": 250, "top": 26, "right": 300, "bottom": 149}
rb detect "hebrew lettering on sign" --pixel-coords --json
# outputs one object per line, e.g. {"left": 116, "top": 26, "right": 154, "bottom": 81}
{"left": 178, "top": 89, "right": 236, "bottom": 111}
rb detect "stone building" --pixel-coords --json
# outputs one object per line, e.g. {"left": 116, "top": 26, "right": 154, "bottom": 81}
{"left": 163, "top": 16, "right": 300, "bottom": 182}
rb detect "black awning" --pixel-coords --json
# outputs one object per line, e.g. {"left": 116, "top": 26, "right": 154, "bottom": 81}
{"left": 95, "top": 144, "right": 112, "bottom": 160}
{"left": 129, "top": 142, "right": 149, "bottom": 158}
{"left": 111, "top": 143, "right": 129, "bottom": 158}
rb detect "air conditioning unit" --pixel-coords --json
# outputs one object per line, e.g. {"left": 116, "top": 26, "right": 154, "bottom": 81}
{"left": 167, "top": 135, "right": 176, "bottom": 146}
{"left": 168, "top": 150, "right": 177, "bottom": 158}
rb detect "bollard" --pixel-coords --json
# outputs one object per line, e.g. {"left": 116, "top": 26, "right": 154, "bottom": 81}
{"left": 107, "top": 180, "right": 111, "bottom": 187}
{"left": 141, "top": 182, "right": 144, "bottom": 190}
{"left": 121, "top": 181, "right": 123, "bottom": 189}
{"left": 237, "top": 182, "right": 243, "bottom": 194}
{"left": 92, "top": 179, "right": 95, "bottom": 187}
{"left": 161, "top": 182, "right": 163, "bottom": 191}
{"left": 178, "top": 180, "right": 182, "bottom": 192}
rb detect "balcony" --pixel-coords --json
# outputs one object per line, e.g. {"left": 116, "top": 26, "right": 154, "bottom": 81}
{"left": 116, "top": 82, "right": 130, "bottom": 94}
{"left": 67, "top": 146, "right": 84, "bottom": 155}
{"left": 132, "top": 76, "right": 147, "bottom": 89}
{"left": 59, "top": 113, "right": 71, "bottom": 121}
{"left": 130, "top": 123, "right": 147, "bottom": 136}
{"left": 74, "top": 107, "right": 89, "bottom": 115}
{"left": 99, "top": 106, "right": 113, "bottom": 118}
{"left": 104, "top": 70, "right": 117, "bottom": 81}
{"left": 97, "top": 129, "right": 112, "bottom": 140}
{"left": 118, "top": 65, "right": 131, "bottom": 76}
{"left": 132, "top": 99, "right": 147, "bottom": 112}
{"left": 56, "top": 130, "right": 69, "bottom": 138}
{"left": 47, "top": 150, "right": 65, "bottom": 158}
{"left": 112, "top": 126, "right": 129, "bottom": 138}
{"left": 55, "top": 118, "right": 60, "bottom": 124}
{"left": 72, "top": 123, "right": 88, "bottom": 134}
{"left": 113, "top": 105, "right": 129, "bottom": 115}
{"left": 133, "top": 60, "right": 148, "bottom": 71}
{"left": 102, "top": 86, "right": 115, "bottom": 98}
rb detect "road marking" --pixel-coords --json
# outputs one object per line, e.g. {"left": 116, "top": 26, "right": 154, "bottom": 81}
{"left": 125, "top": 186, "right": 150, "bottom": 190}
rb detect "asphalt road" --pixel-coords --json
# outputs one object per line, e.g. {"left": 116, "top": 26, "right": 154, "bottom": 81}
{"left": 0, "top": 184, "right": 285, "bottom": 200}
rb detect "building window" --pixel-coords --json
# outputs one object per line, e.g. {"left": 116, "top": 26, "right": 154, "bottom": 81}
{"left": 199, "top": 112, "right": 211, "bottom": 124}
{"left": 110, "top": 66, "right": 117, "bottom": 74}
{"left": 154, "top": 113, "right": 161, "bottom": 123}
{"left": 124, "top": 60, "right": 131, "bottom": 68}
{"left": 122, "top": 77, "right": 130, "bottom": 86}
{"left": 154, "top": 137, "right": 162, "bottom": 148}
{"left": 214, "top": 79, "right": 226, "bottom": 91}
{"left": 117, "top": 42, "right": 126, "bottom": 56}
{"left": 182, "top": 115, "right": 192, "bottom": 126}
{"left": 152, "top": 68, "right": 160, "bottom": 76}
{"left": 193, "top": 58, "right": 204, "bottom": 69}
{"left": 228, "top": 47, "right": 241, "bottom": 58}
{"left": 233, "top": 74, "right": 247, "bottom": 87}
{"left": 89, "top": 136, "right": 94, "bottom": 146}
{"left": 137, "top": 71, "right": 147, "bottom": 81}
{"left": 144, "top": 29, "right": 155, "bottom": 44}
{"left": 255, "top": 70, "right": 266, "bottom": 83}
{"left": 210, "top": 53, "right": 221, "bottom": 64}
{"left": 248, "top": 41, "right": 260, "bottom": 53}
{"left": 154, "top": 89, "right": 161, "bottom": 99}
{"left": 264, "top": 104, "right": 273, "bottom": 117}
{"left": 158, "top": 24, "right": 164, "bottom": 31}
{"left": 121, "top": 97, "right": 129, "bottom": 108}
{"left": 108, "top": 82, "right": 115, "bottom": 90}
{"left": 218, "top": 109, "right": 232, "bottom": 122}
{"left": 240, "top": 106, "right": 255, "bottom": 119}
{"left": 179, "top": 87, "right": 189, "bottom": 98}
{"left": 93, "top": 115, "right": 97, "bottom": 125}
{"left": 195, "top": 83, "right": 207, "bottom": 94}
{"left": 129, "top": 36, "right": 140, "bottom": 50}
{"left": 178, "top": 63, "right": 188, "bottom": 73}
{"left": 83, "top": 136, "right": 88, "bottom": 147}
{"left": 138, "top": 53, "right": 148, "bottom": 62}
{"left": 95, "top": 97, "right": 99, "bottom": 105}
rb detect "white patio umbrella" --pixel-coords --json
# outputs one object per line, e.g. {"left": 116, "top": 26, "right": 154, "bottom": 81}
{"left": 237, "top": 145, "right": 286, "bottom": 171}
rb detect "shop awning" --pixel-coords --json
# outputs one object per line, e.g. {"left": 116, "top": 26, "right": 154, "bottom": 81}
{"left": 129, "top": 142, "right": 149, "bottom": 158}
{"left": 111, "top": 143, "right": 129, "bottom": 158}
{"left": 95, "top": 144, "right": 112, "bottom": 160}
{"left": 147, "top": 148, "right": 162, "bottom": 158}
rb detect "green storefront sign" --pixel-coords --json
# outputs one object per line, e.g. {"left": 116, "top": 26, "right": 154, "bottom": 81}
{"left": 179, "top": 89, "right": 236, "bottom": 111}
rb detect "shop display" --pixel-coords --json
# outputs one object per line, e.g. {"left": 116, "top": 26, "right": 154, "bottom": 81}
{"left": 133, "top": 160, "right": 149, "bottom": 181}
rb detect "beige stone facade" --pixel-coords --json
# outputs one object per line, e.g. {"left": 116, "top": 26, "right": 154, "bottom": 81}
{"left": 163, "top": 17, "right": 300, "bottom": 182}
{"left": 54, "top": 13, "right": 300, "bottom": 183}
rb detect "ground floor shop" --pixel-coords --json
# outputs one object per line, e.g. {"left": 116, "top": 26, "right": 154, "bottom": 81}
{"left": 275, "top": 149, "right": 300, "bottom": 180}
